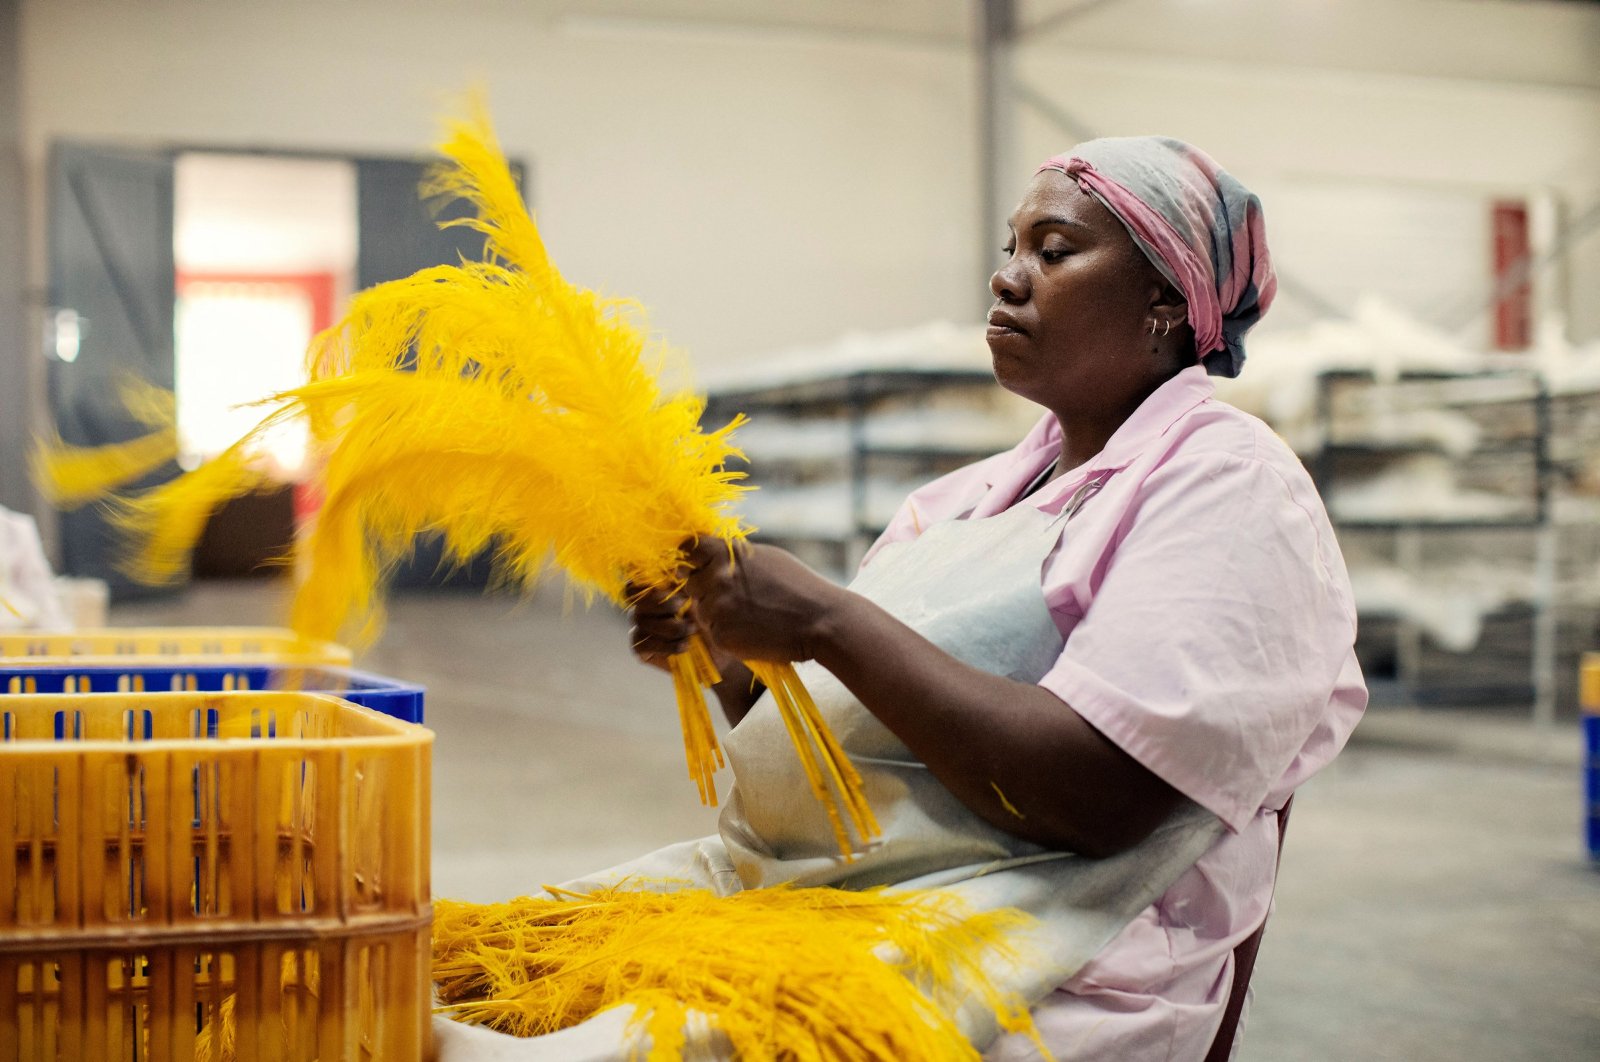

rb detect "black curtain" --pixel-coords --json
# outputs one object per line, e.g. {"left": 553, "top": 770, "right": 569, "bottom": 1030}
{"left": 46, "top": 142, "right": 176, "bottom": 599}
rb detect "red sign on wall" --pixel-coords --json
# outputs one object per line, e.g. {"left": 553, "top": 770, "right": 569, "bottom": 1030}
{"left": 1491, "top": 200, "right": 1532, "bottom": 351}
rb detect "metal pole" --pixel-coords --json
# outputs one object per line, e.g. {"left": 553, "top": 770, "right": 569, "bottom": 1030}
{"left": 1023, "top": 0, "right": 1133, "bottom": 38}
{"left": 1531, "top": 377, "right": 1558, "bottom": 728}
{"left": 977, "top": 0, "right": 1018, "bottom": 319}
{"left": 1532, "top": 521, "right": 1559, "bottom": 728}
{"left": 1396, "top": 526, "right": 1424, "bottom": 698}
{"left": 847, "top": 372, "right": 868, "bottom": 554}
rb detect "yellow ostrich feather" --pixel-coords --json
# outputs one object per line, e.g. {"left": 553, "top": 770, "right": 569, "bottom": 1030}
{"left": 32, "top": 98, "right": 878, "bottom": 855}
{"left": 30, "top": 376, "right": 179, "bottom": 508}
{"left": 431, "top": 883, "right": 1052, "bottom": 1061}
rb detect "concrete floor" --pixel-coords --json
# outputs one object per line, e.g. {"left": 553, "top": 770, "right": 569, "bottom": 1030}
{"left": 114, "top": 579, "right": 1600, "bottom": 1061}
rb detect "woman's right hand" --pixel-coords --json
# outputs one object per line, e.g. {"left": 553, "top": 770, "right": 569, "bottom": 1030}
{"left": 625, "top": 582, "right": 762, "bottom": 725}
{"left": 625, "top": 583, "right": 698, "bottom": 673}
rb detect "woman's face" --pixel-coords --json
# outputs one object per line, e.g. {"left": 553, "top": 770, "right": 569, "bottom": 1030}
{"left": 987, "top": 171, "right": 1175, "bottom": 416}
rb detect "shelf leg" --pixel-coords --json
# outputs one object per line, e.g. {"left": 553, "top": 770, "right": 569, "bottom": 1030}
{"left": 1396, "top": 527, "right": 1423, "bottom": 699}
{"left": 1532, "top": 521, "right": 1559, "bottom": 728}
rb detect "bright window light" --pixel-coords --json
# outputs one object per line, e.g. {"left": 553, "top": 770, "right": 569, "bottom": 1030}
{"left": 175, "top": 281, "right": 311, "bottom": 476}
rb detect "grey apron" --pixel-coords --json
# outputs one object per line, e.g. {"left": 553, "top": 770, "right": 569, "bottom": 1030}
{"left": 435, "top": 498, "right": 1224, "bottom": 1060}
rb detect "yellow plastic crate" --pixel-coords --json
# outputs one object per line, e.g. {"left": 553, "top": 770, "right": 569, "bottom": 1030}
{"left": 1, "top": 923, "right": 429, "bottom": 1062}
{"left": 0, "top": 628, "right": 351, "bottom": 669}
{"left": 0, "top": 690, "right": 432, "bottom": 1061}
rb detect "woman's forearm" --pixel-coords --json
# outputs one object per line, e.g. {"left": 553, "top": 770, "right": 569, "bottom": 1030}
{"left": 807, "top": 592, "right": 1183, "bottom": 857}
{"left": 709, "top": 660, "right": 764, "bottom": 727}
{"left": 676, "top": 538, "right": 1183, "bottom": 855}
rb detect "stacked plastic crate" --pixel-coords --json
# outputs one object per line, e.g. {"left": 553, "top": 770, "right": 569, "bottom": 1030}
{"left": 0, "top": 629, "right": 432, "bottom": 1061}
{"left": 1584, "top": 653, "right": 1599, "bottom": 864}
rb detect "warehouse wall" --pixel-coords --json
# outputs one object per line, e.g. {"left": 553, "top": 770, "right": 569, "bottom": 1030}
{"left": 0, "top": 0, "right": 31, "bottom": 513}
{"left": 16, "top": 0, "right": 976, "bottom": 379}
{"left": 1011, "top": 0, "right": 1600, "bottom": 343}
{"left": 1012, "top": 51, "right": 1600, "bottom": 341}
{"left": 16, "top": 0, "right": 1600, "bottom": 395}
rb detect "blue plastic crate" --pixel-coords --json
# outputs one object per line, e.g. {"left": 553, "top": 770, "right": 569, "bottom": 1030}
{"left": 1586, "top": 713, "right": 1599, "bottom": 863}
{"left": 0, "top": 664, "right": 424, "bottom": 723}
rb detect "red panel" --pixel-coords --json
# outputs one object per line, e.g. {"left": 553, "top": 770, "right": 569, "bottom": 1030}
{"left": 175, "top": 271, "right": 338, "bottom": 525}
{"left": 1491, "top": 200, "right": 1531, "bottom": 351}
{"left": 175, "top": 271, "right": 337, "bottom": 333}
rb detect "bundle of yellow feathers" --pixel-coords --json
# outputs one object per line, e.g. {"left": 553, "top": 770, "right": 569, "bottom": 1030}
{"left": 432, "top": 883, "right": 1050, "bottom": 1061}
{"left": 34, "top": 100, "right": 876, "bottom": 854}
{"left": 42, "top": 102, "right": 748, "bottom": 643}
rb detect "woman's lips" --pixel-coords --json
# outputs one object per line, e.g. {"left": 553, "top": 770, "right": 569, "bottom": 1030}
{"left": 986, "top": 310, "right": 1027, "bottom": 339}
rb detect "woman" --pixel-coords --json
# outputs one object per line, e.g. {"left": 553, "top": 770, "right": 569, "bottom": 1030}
{"left": 640, "top": 136, "right": 1364, "bottom": 1060}
{"left": 439, "top": 137, "right": 1365, "bottom": 1060}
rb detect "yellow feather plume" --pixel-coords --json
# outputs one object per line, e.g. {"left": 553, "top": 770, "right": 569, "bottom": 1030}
{"left": 431, "top": 883, "right": 1052, "bottom": 1061}
{"left": 109, "top": 442, "right": 273, "bottom": 585}
{"left": 423, "top": 99, "right": 549, "bottom": 277}
{"left": 31, "top": 376, "right": 178, "bottom": 508}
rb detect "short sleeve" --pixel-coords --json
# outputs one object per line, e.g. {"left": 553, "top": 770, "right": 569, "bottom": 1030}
{"left": 1037, "top": 451, "right": 1355, "bottom": 831}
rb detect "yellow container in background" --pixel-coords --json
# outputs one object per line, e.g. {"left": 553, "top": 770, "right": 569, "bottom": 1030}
{"left": 0, "top": 627, "right": 350, "bottom": 668}
{"left": 1581, "top": 652, "right": 1600, "bottom": 713}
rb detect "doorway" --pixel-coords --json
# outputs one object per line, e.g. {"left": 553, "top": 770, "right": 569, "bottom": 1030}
{"left": 46, "top": 142, "right": 523, "bottom": 597}
{"left": 174, "top": 153, "right": 355, "bottom": 576}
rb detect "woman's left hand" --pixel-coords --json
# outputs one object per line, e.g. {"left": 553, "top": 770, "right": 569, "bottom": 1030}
{"left": 680, "top": 537, "right": 847, "bottom": 663}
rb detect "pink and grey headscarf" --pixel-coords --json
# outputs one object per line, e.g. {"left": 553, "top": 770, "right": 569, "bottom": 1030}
{"left": 1037, "top": 137, "right": 1275, "bottom": 378}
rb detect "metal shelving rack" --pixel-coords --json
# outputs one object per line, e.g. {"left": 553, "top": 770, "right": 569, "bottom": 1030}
{"left": 1312, "top": 368, "right": 1552, "bottom": 527}
{"left": 704, "top": 368, "right": 1007, "bottom": 577}
{"left": 1310, "top": 367, "right": 1566, "bottom": 720}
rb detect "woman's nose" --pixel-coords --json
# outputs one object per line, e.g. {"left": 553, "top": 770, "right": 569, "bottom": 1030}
{"left": 990, "top": 260, "right": 1028, "bottom": 304}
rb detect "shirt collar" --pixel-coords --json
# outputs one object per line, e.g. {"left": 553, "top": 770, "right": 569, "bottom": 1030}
{"left": 1077, "top": 364, "right": 1216, "bottom": 474}
{"left": 984, "top": 365, "right": 1217, "bottom": 492}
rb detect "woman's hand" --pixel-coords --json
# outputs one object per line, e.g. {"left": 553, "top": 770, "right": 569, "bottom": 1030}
{"left": 624, "top": 582, "right": 698, "bottom": 673}
{"left": 681, "top": 537, "right": 848, "bottom": 664}
{"left": 624, "top": 578, "right": 763, "bottom": 726}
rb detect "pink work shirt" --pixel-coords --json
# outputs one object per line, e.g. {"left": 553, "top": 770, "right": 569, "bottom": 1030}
{"left": 862, "top": 366, "right": 1367, "bottom": 1061}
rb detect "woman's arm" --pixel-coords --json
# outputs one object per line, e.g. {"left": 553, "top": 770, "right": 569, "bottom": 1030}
{"left": 682, "top": 541, "right": 1184, "bottom": 857}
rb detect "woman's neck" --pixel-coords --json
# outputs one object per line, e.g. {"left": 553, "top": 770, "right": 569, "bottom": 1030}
{"left": 1049, "top": 366, "right": 1178, "bottom": 470}
{"left": 1051, "top": 394, "right": 1142, "bottom": 469}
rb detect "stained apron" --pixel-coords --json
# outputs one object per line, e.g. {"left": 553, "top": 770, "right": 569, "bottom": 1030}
{"left": 434, "top": 501, "right": 1224, "bottom": 1060}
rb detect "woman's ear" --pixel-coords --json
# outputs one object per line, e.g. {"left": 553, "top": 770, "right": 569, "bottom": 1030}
{"left": 1151, "top": 280, "right": 1188, "bottom": 332}
{"left": 1146, "top": 279, "right": 1195, "bottom": 373}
